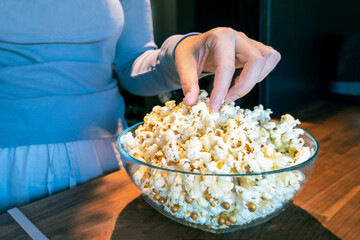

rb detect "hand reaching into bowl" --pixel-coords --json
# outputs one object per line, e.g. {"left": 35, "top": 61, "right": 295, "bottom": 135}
{"left": 175, "top": 27, "right": 281, "bottom": 112}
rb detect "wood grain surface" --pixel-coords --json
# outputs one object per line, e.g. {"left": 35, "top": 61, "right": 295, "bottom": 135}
{"left": 290, "top": 100, "right": 360, "bottom": 240}
{"left": 0, "top": 100, "right": 359, "bottom": 240}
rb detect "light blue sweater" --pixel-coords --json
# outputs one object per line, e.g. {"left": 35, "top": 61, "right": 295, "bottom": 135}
{"left": 0, "top": 0, "right": 192, "bottom": 147}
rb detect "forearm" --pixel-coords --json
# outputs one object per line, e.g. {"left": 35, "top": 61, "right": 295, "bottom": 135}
{"left": 116, "top": 34, "right": 198, "bottom": 96}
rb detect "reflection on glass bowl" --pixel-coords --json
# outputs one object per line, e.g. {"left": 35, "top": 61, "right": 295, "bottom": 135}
{"left": 117, "top": 122, "right": 319, "bottom": 234}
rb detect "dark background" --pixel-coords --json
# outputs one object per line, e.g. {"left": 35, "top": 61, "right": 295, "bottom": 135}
{"left": 121, "top": 0, "right": 360, "bottom": 125}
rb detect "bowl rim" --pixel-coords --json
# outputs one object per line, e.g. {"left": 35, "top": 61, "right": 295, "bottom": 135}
{"left": 117, "top": 122, "right": 319, "bottom": 176}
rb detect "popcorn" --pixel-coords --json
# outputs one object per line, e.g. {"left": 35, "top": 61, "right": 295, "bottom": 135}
{"left": 120, "top": 90, "right": 312, "bottom": 229}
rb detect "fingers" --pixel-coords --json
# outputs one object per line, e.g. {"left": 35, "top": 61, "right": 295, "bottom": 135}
{"left": 225, "top": 32, "right": 281, "bottom": 102}
{"left": 225, "top": 32, "right": 265, "bottom": 101}
{"left": 250, "top": 40, "right": 281, "bottom": 82}
{"left": 225, "top": 58, "right": 265, "bottom": 102}
{"left": 175, "top": 28, "right": 281, "bottom": 111}
{"left": 207, "top": 29, "right": 236, "bottom": 112}
{"left": 211, "top": 64, "right": 235, "bottom": 111}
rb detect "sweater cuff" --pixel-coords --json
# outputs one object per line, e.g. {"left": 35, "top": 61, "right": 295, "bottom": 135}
{"left": 158, "top": 32, "right": 200, "bottom": 90}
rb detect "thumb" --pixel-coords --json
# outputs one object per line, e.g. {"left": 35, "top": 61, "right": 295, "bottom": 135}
{"left": 175, "top": 51, "right": 200, "bottom": 106}
{"left": 183, "top": 80, "right": 200, "bottom": 106}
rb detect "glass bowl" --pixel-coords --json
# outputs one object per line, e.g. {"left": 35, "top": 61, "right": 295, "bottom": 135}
{"left": 117, "top": 122, "right": 319, "bottom": 234}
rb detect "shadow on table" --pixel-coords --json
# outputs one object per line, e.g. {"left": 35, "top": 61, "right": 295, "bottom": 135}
{"left": 111, "top": 197, "right": 339, "bottom": 240}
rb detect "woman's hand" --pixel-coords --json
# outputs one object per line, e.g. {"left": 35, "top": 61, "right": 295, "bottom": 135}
{"left": 175, "top": 27, "right": 281, "bottom": 112}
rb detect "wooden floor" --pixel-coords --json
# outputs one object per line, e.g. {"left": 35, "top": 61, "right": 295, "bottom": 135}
{"left": 0, "top": 100, "right": 359, "bottom": 240}
{"left": 291, "top": 100, "right": 360, "bottom": 240}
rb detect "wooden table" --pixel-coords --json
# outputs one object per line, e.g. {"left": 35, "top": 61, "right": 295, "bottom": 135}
{"left": 0, "top": 100, "right": 359, "bottom": 240}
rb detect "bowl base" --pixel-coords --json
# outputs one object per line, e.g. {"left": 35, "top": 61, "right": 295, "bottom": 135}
{"left": 141, "top": 194, "right": 293, "bottom": 234}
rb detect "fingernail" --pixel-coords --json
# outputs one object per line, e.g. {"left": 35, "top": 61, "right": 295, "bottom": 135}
{"left": 226, "top": 94, "right": 237, "bottom": 103}
{"left": 184, "top": 92, "right": 192, "bottom": 105}
{"left": 184, "top": 92, "right": 190, "bottom": 102}
{"left": 211, "top": 101, "right": 222, "bottom": 112}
